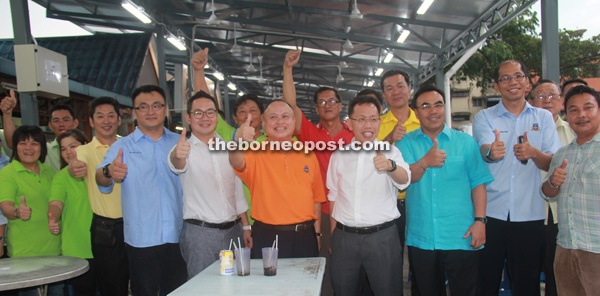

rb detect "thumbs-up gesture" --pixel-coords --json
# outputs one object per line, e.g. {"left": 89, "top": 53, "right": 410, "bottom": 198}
{"left": 549, "top": 159, "right": 568, "bottom": 188}
{"left": 67, "top": 149, "right": 87, "bottom": 179}
{"left": 192, "top": 48, "right": 209, "bottom": 71}
{"left": 386, "top": 123, "right": 407, "bottom": 144}
{"left": 111, "top": 148, "right": 128, "bottom": 181}
{"left": 1, "top": 89, "right": 17, "bottom": 114}
{"left": 489, "top": 129, "right": 505, "bottom": 160}
{"left": 48, "top": 212, "right": 60, "bottom": 234}
{"left": 284, "top": 50, "right": 301, "bottom": 69}
{"left": 373, "top": 149, "right": 393, "bottom": 172}
{"left": 235, "top": 114, "right": 256, "bottom": 142}
{"left": 174, "top": 128, "right": 190, "bottom": 160}
{"left": 513, "top": 131, "right": 533, "bottom": 161}
{"left": 422, "top": 139, "right": 446, "bottom": 168}
{"left": 18, "top": 195, "right": 31, "bottom": 221}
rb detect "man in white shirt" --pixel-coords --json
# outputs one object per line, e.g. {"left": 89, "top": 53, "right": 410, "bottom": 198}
{"left": 327, "top": 95, "right": 411, "bottom": 295}
{"left": 168, "top": 91, "right": 252, "bottom": 278}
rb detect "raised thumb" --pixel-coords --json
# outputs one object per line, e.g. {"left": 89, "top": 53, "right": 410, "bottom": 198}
{"left": 494, "top": 129, "right": 501, "bottom": 142}
{"left": 559, "top": 159, "right": 568, "bottom": 169}
{"left": 179, "top": 128, "right": 187, "bottom": 142}
{"left": 245, "top": 114, "right": 252, "bottom": 126}
{"left": 115, "top": 148, "right": 123, "bottom": 162}
{"left": 20, "top": 195, "right": 26, "bottom": 207}
{"left": 431, "top": 138, "right": 439, "bottom": 150}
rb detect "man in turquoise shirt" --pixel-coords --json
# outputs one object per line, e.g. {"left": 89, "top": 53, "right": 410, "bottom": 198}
{"left": 96, "top": 85, "right": 187, "bottom": 295}
{"left": 398, "top": 85, "right": 493, "bottom": 296}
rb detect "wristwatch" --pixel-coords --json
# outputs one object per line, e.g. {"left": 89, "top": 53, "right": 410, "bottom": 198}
{"left": 475, "top": 217, "right": 488, "bottom": 224}
{"left": 102, "top": 164, "right": 112, "bottom": 179}
{"left": 484, "top": 147, "right": 494, "bottom": 162}
{"left": 242, "top": 225, "right": 251, "bottom": 231}
{"left": 388, "top": 160, "right": 397, "bottom": 172}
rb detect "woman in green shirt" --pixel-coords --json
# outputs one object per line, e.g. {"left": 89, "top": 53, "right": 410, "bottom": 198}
{"left": 0, "top": 125, "right": 62, "bottom": 296}
{"left": 48, "top": 129, "right": 97, "bottom": 296}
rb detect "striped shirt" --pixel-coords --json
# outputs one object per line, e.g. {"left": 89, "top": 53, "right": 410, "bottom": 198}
{"left": 542, "top": 132, "right": 600, "bottom": 253}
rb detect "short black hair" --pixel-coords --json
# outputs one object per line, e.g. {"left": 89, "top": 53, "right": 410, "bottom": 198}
{"left": 380, "top": 69, "right": 411, "bottom": 91}
{"left": 131, "top": 85, "right": 166, "bottom": 106}
{"left": 313, "top": 87, "right": 341, "bottom": 104}
{"left": 348, "top": 95, "right": 382, "bottom": 117}
{"left": 49, "top": 104, "right": 75, "bottom": 119}
{"left": 493, "top": 60, "right": 528, "bottom": 82}
{"left": 411, "top": 85, "right": 446, "bottom": 109}
{"left": 11, "top": 125, "right": 47, "bottom": 163}
{"left": 234, "top": 94, "right": 264, "bottom": 115}
{"left": 561, "top": 78, "right": 588, "bottom": 93}
{"left": 532, "top": 79, "right": 561, "bottom": 95}
{"left": 57, "top": 129, "right": 89, "bottom": 169}
{"left": 564, "top": 85, "right": 600, "bottom": 112}
{"left": 357, "top": 89, "right": 384, "bottom": 108}
{"left": 187, "top": 90, "right": 218, "bottom": 113}
{"left": 90, "top": 96, "right": 121, "bottom": 118}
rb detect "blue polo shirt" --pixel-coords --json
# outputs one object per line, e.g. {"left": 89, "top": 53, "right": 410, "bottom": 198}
{"left": 473, "top": 101, "right": 561, "bottom": 222}
{"left": 98, "top": 127, "right": 183, "bottom": 248}
{"left": 398, "top": 126, "right": 494, "bottom": 250}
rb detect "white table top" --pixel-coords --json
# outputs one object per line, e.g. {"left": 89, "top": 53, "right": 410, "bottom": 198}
{"left": 0, "top": 256, "right": 89, "bottom": 291}
{"left": 169, "top": 257, "right": 326, "bottom": 296}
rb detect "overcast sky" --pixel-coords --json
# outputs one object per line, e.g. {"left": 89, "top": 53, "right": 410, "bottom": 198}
{"left": 0, "top": 1, "right": 598, "bottom": 40}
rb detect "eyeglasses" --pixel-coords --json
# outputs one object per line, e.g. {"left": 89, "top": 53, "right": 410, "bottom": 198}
{"left": 133, "top": 103, "right": 165, "bottom": 113}
{"left": 190, "top": 109, "right": 217, "bottom": 119}
{"left": 348, "top": 117, "right": 380, "bottom": 125}
{"left": 416, "top": 103, "right": 445, "bottom": 111}
{"left": 534, "top": 94, "right": 560, "bottom": 101}
{"left": 316, "top": 99, "right": 341, "bottom": 107}
{"left": 497, "top": 74, "right": 526, "bottom": 84}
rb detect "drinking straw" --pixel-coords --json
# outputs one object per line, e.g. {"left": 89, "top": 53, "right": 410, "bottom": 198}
{"left": 229, "top": 239, "right": 233, "bottom": 251}
{"left": 238, "top": 237, "right": 244, "bottom": 274}
{"left": 275, "top": 234, "right": 279, "bottom": 250}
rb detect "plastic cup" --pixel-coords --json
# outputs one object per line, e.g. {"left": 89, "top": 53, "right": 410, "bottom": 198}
{"left": 261, "top": 247, "right": 278, "bottom": 276}
{"left": 234, "top": 247, "right": 251, "bottom": 276}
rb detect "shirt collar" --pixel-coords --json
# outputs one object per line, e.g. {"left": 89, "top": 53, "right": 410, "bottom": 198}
{"left": 494, "top": 100, "right": 535, "bottom": 117}
{"left": 11, "top": 159, "right": 44, "bottom": 173}
{"left": 381, "top": 108, "right": 419, "bottom": 125}
{"left": 555, "top": 116, "right": 569, "bottom": 129}
{"left": 415, "top": 124, "right": 452, "bottom": 140}
{"left": 132, "top": 127, "right": 167, "bottom": 142}
{"left": 188, "top": 132, "right": 223, "bottom": 146}
{"left": 316, "top": 120, "right": 350, "bottom": 130}
{"left": 48, "top": 139, "right": 59, "bottom": 148}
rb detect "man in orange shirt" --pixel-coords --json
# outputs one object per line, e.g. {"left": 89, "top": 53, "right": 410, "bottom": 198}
{"left": 229, "top": 100, "right": 326, "bottom": 258}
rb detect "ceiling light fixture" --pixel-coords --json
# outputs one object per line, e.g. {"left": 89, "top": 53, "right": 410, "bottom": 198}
{"left": 349, "top": 0, "right": 363, "bottom": 19}
{"left": 343, "top": 39, "right": 354, "bottom": 50}
{"left": 227, "top": 82, "right": 237, "bottom": 90}
{"left": 167, "top": 34, "right": 186, "bottom": 51}
{"left": 122, "top": 0, "right": 152, "bottom": 24}
{"left": 383, "top": 52, "right": 394, "bottom": 63}
{"left": 375, "top": 68, "right": 384, "bottom": 76}
{"left": 397, "top": 29, "right": 411, "bottom": 43}
{"left": 417, "top": 0, "right": 435, "bottom": 15}
{"left": 238, "top": 91, "right": 245, "bottom": 96}
{"left": 366, "top": 79, "right": 375, "bottom": 87}
{"left": 212, "top": 71, "right": 224, "bottom": 81}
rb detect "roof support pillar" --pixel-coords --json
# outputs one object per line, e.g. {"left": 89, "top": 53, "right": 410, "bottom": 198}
{"left": 541, "top": 0, "right": 560, "bottom": 82}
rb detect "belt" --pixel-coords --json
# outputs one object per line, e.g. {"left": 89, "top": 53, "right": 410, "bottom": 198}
{"left": 254, "top": 220, "right": 315, "bottom": 232}
{"left": 93, "top": 214, "right": 123, "bottom": 226}
{"left": 185, "top": 217, "right": 240, "bottom": 229}
{"left": 336, "top": 220, "right": 396, "bottom": 234}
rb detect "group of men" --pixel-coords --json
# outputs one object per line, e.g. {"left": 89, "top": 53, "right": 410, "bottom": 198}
{"left": 1, "top": 48, "right": 599, "bottom": 296}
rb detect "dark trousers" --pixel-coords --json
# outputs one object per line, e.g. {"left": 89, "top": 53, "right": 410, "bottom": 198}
{"left": 70, "top": 259, "right": 97, "bottom": 296}
{"left": 127, "top": 243, "right": 188, "bottom": 296}
{"left": 319, "top": 213, "right": 335, "bottom": 296}
{"left": 409, "top": 247, "right": 479, "bottom": 296}
{"left": 543, "top": 209, "right": 558, "bottom": 296}
{"left": 330, "top": 224, "right": 403, "bottom": 296}
{"left": 251, "top": 220, "right": 318, "bottom": 259}
{"left": 478, "top": 217, "right": 544, "bottom": 296}
{"left": 90, "top": 214, "right": 129, "bottom": 296}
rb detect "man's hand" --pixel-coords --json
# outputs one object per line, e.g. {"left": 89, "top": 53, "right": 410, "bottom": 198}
{"left": 243, "top": 229, "right": 253, "bottom": 249}
{"left": 422, "top": 139, "right": 446, "bottom": 168}
{"left": 490, "top": 129, "right": 505, "bottom": 160}
{"left": 284, "top": 50, "right": 300, "bottom": 69}
{"left": 68, "top": 150, "right": 87, "bottom": 179}
{"left": 18, "top": 195, "right": 31, "bottom": 221}
{"left": 48, "top": 212, "right": 60, "bottom": 234}
{"left": 235, "top": 114, "right": 255, "bottom": 142}
{"left": 463, "top": 221, "right": 486, "bottom": 249}
{"left": 192, "top": 48, "right": 209, "bottom": 71}
{"left": 373, "top": 150, "right": 392, "bottom": 172}
{"left": 110, "top": 148, "right": 128, "bottom": 181}
{"left": 174, "top": 128, "right": 190, "bottom": 160}
{"left": 1, "top": 89, "right": 17, "bottom": 114}
{"left": 549, "top": 159, "right": 568, "bottom": 188}
{"left": 513, "top": 131, "right": 535, "bottom": 161}
{"left": 385, "top": 123, "right": 407, "bottom": 144}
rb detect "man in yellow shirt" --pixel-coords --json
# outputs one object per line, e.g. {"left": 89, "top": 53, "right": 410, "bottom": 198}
{"left": 70, "top": 96, "right": 129, "bottom": 296}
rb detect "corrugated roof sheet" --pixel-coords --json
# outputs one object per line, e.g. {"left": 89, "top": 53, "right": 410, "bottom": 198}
{"left": 0, "top": 33, "right": 151, "bottom": 97}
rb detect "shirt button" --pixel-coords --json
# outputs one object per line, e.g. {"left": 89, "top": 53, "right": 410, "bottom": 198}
{"left": 433, "top": 189, "right": 436, "bottom": 191}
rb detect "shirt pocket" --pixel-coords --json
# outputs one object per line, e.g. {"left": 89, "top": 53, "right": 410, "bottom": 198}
{"left": 444, "top": 156, "right": 465, "bottom": 182}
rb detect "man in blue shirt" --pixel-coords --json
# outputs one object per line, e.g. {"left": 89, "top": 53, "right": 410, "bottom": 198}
{"left": 473, "top": 60, "right": 561, "bottom": 296}
{"left": 96, "top": 85, "right": 187, "bottom": 295}
{"left": 398, "top": 85, "right": 493, "bottom": 296}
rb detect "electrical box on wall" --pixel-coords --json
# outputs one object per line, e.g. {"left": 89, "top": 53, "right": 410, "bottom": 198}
{"left": 14, "top": 44, "right": 69, "bottom": 98}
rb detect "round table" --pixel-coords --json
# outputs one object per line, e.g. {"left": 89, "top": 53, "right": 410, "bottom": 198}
{"left": 0, "top": 256, "right": 89, "bottom": 295}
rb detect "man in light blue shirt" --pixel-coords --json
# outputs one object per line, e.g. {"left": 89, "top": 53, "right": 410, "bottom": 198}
{"left": 398, "top": 85, "right": 493, "bottom": 296}
{"left": 96, "top": 85, "right": 187, "bottom": 295}
{"left": 473, "top": 60, "right": 561, "bottom": 296}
